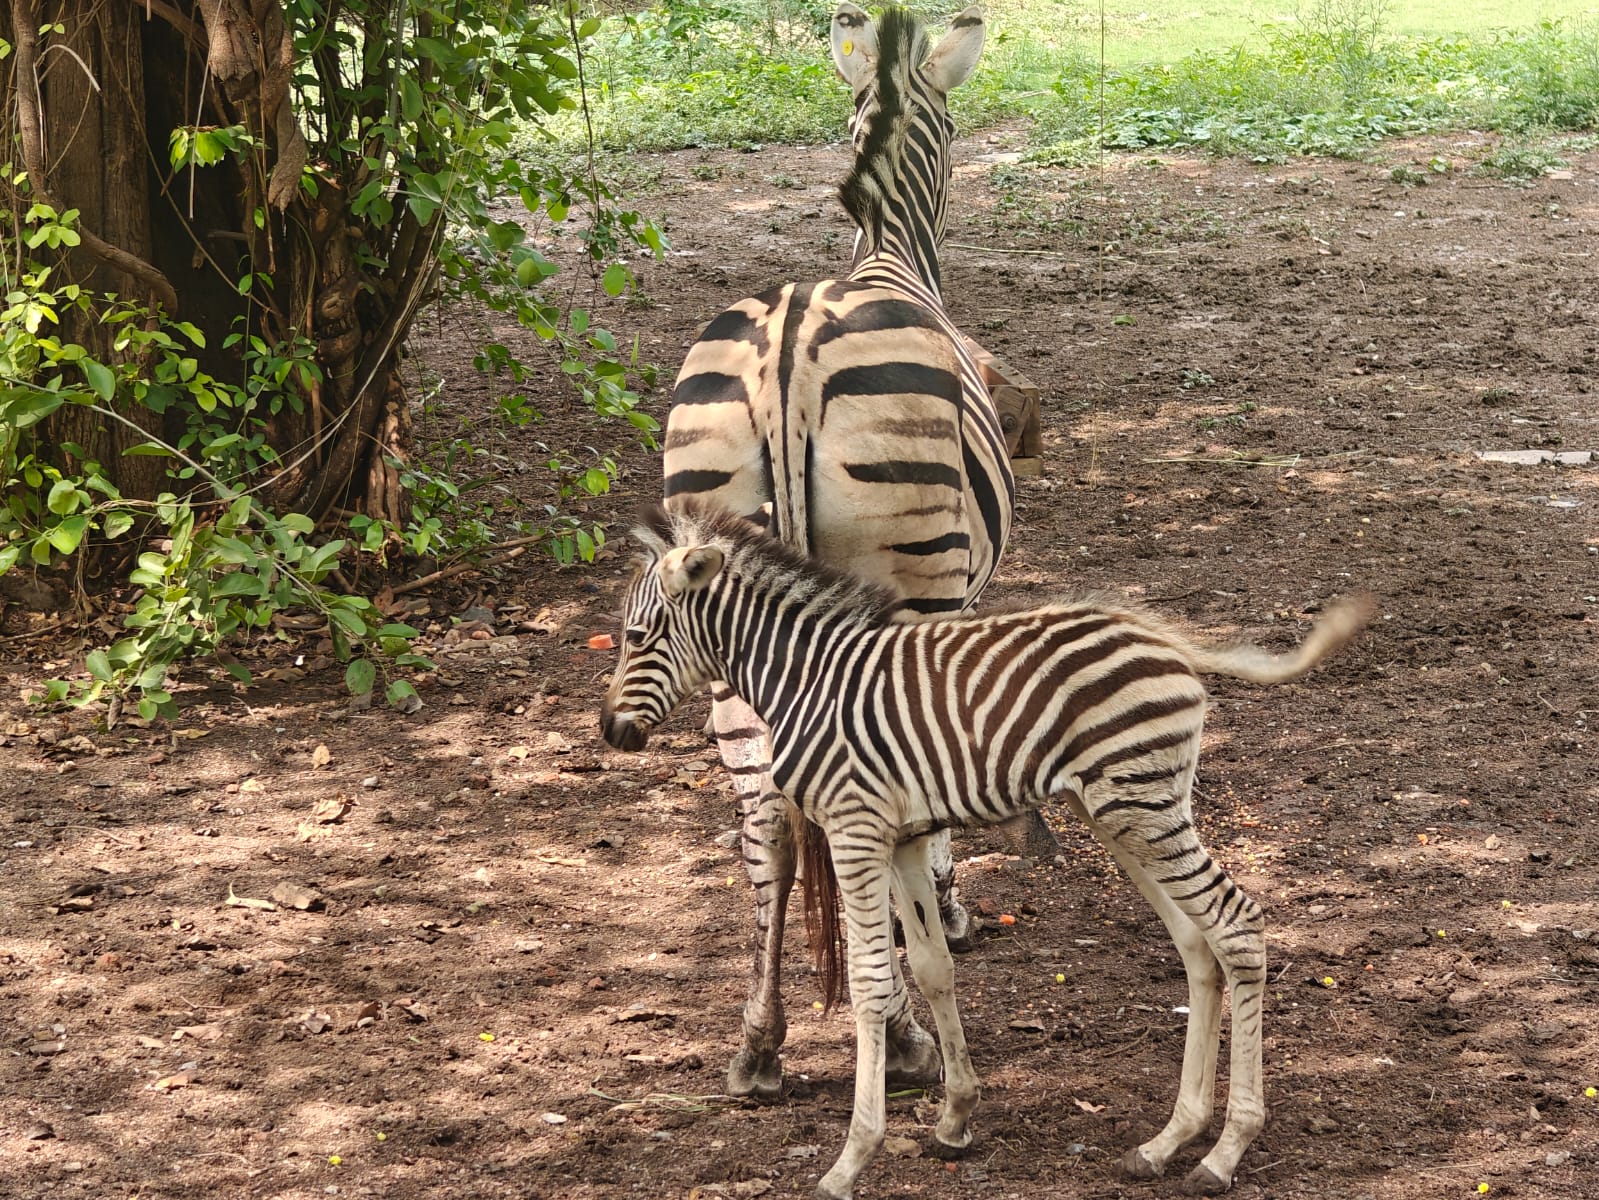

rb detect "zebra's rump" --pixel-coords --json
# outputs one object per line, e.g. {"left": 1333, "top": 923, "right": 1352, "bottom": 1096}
{"left": 664, "top": 278, "right": 988, "bottom": 609}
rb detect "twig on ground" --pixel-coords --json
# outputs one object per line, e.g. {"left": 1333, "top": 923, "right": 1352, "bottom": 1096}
{"left": 388, "top": 543, "right": 532, "bottom": 598}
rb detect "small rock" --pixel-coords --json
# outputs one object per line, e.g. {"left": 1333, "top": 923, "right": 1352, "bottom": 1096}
{"left": 270, "top": 881, "right": 323, "bottom": 911}
{"left": 360, "top": 776, "right": 380, "bottom": 789}
{"left": 713, "top": 829, "right": 741, "bottom": 849}
{"left": 1304, "top": 1113, "right": 1341, "bottom": 1135}
{"left": 1546, "top": 1150, "right": 1572, "bottom": 1167}
{"left": 883, "top": 1135, "right": 921, "bottom": 1158}
{"left": 540, "top": 1112, "right": 567, "bottom": 1125}
{"left": 23, "top": 1122, "right": 54, "bottom": 1141}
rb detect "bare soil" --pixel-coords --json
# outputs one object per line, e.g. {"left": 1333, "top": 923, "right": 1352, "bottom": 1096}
{"left": 3, "top": 131, "right": 1598, "bottom": 1200}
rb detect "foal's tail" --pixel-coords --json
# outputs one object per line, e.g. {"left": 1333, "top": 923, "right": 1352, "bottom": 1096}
{"left": 798, "top": 817, "right": 846, "bottom": 1013}
{"left": 1188, "top": 594, "right": 1375, "bottom": 683}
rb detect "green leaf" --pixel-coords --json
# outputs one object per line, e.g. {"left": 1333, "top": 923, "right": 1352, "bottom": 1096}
{"left": 488, "top": 219, "right": 525, "bottom": 253}
{"left": 85, "top": 649, "right": 112, "bottom": 682}
{"left": 0, "top": 544, "right": 20, "bottom": 574}
{"left": 345, "top": 658, "right": 377, "bottom": 696}
{"left": 46, "top": 479, "right": 80, "bottom": 515}
{"left": 213, "top": 571, "right": 265, "bottom": 598}
{"left": 46, "top": 515, "right": 89, "bottom": 554}
{"left": 376, "top": 622, "right": 420, "bottom": 638}
{"left": 223, "top": 661, "right": 253, "bottom": 684}
{"left": 385, "top": 679, "right": 419, "bottom": 707}
{"left": 328, "top": 607, "right": 368, "bottom": 638}
{"left": 407, "top": 195, "right": 438, "bottom": 225}
{"left": 81, "top": 358, "right": 115, "bottom": 401}
{"left": 102, "top": 512, "right": 135, "bottom": 540}
{"left": 399, "top": 74, "right": 424, "bottom": 123}
{"left": 601, "top": 264, "right": 629, "bottom": 297}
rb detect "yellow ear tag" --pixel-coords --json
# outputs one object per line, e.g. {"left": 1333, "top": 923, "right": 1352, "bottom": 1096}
{"left": 841, "top": 39, "right": 854, "bottom": 55}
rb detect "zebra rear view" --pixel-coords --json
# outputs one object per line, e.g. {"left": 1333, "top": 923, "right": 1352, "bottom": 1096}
{"left": 662, "top": 3, "right": 1018, "bottom": 1102}
{"left": 601, "top": 501, "right": 1372, "bottom": 1200}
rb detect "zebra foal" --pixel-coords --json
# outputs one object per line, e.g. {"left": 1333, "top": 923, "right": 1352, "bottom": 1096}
{"left": 601, "top": 501, "right": 1371, "bottom": 1200}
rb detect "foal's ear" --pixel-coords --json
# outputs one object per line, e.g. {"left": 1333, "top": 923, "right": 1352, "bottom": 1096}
{"left": 924, "top": 6, "right": 986, "bottom": 94}
{"left": 631, "top": 503, "right": 674, "bottom": 555}
{"left": 830, "top": 2, "right": 877, "bottom": 95}
{"left": 659, "top": 545, "right": 725, "bottom": 599}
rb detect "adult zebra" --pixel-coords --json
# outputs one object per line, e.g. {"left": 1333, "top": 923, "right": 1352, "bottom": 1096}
{"left": 602, "top": 500, "right": 1371, "bottom": 1200}
{"left": 660, "top": 4, "right": 1019, "bottom": 1099}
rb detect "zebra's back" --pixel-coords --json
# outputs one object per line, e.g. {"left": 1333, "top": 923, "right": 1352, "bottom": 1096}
{"left": 665, "top": 277, "right": 1000, "bottom": 613}
{"left": 823, "top": 605, "right": 1210, "bottom": 828}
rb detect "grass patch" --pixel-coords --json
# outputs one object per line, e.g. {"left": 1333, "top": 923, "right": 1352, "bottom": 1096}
{"left": 538, "top": 2, "right": 1599, "bottom": 165}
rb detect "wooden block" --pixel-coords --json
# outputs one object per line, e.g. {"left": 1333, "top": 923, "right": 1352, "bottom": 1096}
{"left": 963, "top": 335, "right": 1044, "bottom": 464}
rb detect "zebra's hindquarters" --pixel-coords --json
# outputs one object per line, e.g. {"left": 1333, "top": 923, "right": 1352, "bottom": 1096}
{"left": 664, "top": 279, "right": 980, "bottom": 613}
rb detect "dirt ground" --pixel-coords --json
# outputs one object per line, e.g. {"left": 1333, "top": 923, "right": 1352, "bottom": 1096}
{"left": 3, "top": 130, "right": 1598, "bottom": 1200}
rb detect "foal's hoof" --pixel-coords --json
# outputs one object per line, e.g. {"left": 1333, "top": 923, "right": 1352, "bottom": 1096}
{"left": 1181, "top": 1163, "right": 1234, "bottom": 1195}
{"left": 815, "top": 1171, "right": 853, "bottom": 1200}
{"left": 726, "top": 1048, "right": 783, "bottom": 1101}
{"left": 1121, "top": 1146, "right": 1165, "bottom": 1181}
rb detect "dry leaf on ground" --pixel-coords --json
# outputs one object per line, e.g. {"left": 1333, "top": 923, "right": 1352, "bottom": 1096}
{"left": 311, "top": 795, "right": 350, "bottom": 823}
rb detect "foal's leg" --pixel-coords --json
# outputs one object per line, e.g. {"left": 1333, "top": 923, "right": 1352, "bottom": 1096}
{"left": 1071, "top": 779, "right": 1267, "bottom": 1195}
{"left": 892, "top": 835, "right": 980, "bottom": 1153}
{"left": 816, "top": 823, "right": 897, "bottom": 1200}
{"left": 712, "top": 686, "right": 793, "bottom": 1099}
{"left": 714, "top": 686, "right": 938, "bottom": 1096}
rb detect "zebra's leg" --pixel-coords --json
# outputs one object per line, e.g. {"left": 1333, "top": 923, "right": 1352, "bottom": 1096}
{"left": 891, "top": 836, "right": 980, "bottom": 1154}
{"left": 816, "top": 824, "right": 897, "bottom": 1200}
{"left": 925, "top": 828, "right": 976, "bottom": 952}
{"left": 1071, "top": 782, "right": 1267, "bottom": 1195}
{"left": 882, "top": 934, "right": 942, "bottom": 1089}
{"left": 712, "top": 685, "right": 793, "bottom": 1100}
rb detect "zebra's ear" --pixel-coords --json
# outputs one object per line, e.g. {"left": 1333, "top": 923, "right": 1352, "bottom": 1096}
{"left": 830, "top": 2, "right": 877, "bottom": 94}
{"left": 924, "top": 6, "right": 986, "bottom": 93}
{"left": 659, "top": 545, "right": 725, "bottom": 599}
{"left": 631, "top": 504, "right": 673, "bottom": 555}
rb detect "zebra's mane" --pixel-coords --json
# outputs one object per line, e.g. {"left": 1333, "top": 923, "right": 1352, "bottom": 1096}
{"left": 837, "top": 7, "right": 926, "bottom": 246}
{"left": 636, "top": 499, "right": 905, "bottom": 625}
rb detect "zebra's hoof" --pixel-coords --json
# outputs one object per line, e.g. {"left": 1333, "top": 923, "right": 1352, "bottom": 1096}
{"left": 815, "top": 1168, "right": 853, "bottom": 1200}
{"left": 942, "top": 903, "right": 979, "bottom": 954}
{"left": 885, "top": 1025, "right": 942, "bottom": 1089}
{"left": 1181, "top": 1163, "right": 1234, "bottom": 1195}
{"left": 927, "top": 1130, "right": 972, "bottom": 1160}
{"left": 726, "top": 1048, "right": 783, "bottom": 1101}
{"left": 1121, "top": 1146, "right": 1165, "bottom": 1180}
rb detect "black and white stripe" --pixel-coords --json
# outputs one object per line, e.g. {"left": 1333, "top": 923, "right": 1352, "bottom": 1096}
{"left": 659, "top": 4, "right": 1008, "bottom": 1101}
{"left": 602, "top": 501, "right": 1371, "bottom": 1200}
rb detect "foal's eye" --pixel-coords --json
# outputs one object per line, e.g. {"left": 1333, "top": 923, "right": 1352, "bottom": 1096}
{"left": 625, "top": 627, "right": 648, "bottom": 648}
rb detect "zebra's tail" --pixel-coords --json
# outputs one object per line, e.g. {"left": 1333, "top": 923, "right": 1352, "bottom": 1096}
{"left": 1187, "top": 594, "right": 1374, "bottom": 684}
{"left": 798, "top": 816, "right": 846, "bottom": 1013}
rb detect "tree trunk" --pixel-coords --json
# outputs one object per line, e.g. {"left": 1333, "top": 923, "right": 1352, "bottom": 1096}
{"left": 4, "top": 0, "right": 413, "bottom": 530}
{"left": 21, "top": 0, "right": 169, "bottom": 502}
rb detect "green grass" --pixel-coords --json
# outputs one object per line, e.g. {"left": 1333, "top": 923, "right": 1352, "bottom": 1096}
{"left": 537, "top": 1, "right": 1599, "bottom": 164}
{"left": 1015, "top": 0, "right": 1599, "bottom": 68}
